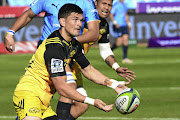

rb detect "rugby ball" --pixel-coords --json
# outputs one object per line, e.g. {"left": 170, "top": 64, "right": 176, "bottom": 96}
{"left": 115, "top": 88, "right": 140, "bottom": 114}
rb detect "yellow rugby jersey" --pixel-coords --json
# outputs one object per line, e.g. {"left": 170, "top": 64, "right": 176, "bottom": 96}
{"left": 70, "top": 18, "right": 110, "bottom": 87}
{"left": 14, "top": 30, "right": 90, "bottom": 106}
{"left": 83, "top": 17, "right": 110, "bottom": 54}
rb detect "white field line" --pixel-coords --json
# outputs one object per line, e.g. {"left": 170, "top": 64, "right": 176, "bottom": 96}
{"left": 132, "top": 59, "right": 180, "bottom": 65}
{"left": 169, "top": 87, "right": 180, "bottom": 90}
{"left": 79, "top": 117, "right": 180, "bottom": 120}
{"left": 137, "top": 87, "right": 180, "bottom": 90}
{"left": 0, "top": 116, "right": 180, "bottom": 120}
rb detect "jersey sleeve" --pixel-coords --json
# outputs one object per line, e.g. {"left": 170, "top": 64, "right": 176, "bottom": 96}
{"left": 98, "top": 34, "right": 110, "bottom": 43}
{"left": 84, "top": 0, "right": 99, "bottom": 22}
{"left": 98, "top": 20, "right": 110, "bottom": 43}
{"left": 30, "top": 0, "right": 44, "bottom": 15}
{"left": 44, "top": 44, "right": 66, "bottom": 77}
{"left": 73, "top": 42, "right": 90, "bottom": 69}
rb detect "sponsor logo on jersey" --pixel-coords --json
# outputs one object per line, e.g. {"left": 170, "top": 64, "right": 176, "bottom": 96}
{"left": 29, "top": 107, "right": 40, "bottom": 113}
{"left": 52, "top": 4, "right": 60, "bottom": 10}
{"left": 100, "top": 28, "right": 106, "bottom": 34}
{"left": 53, "top": 24, "right": 60, "bottom": 27}
{"left": 51, "top": 58, "right": 64, "bottom": 73}
{"left": 70, "top": 50, "right": 76, "bottom": 57}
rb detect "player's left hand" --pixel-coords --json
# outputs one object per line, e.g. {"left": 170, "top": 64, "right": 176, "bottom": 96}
{"left": 94, "top": 99, "right": 114, "bottom": 112}
{"left": 116, "top": 67, "right": 136, "bottom": 82}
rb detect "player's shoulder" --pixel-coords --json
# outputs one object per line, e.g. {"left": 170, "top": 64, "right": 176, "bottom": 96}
{"left": 72, "top": 38, "right": 81, "bottom": 46}
{"left": 30, "top": 0, "right": 49, "bottom": 5}
{"left": 100, "top": 18, "right": 108, "bottom": 26}
{"left": 71, "top": 39, "right": 83, "bottom": 51}
{"left": 47, "top": 30, "right": 60, "bottom": 39}
{"left": 101, "top": 18, "right": 108, "bottom": 23}
{"left": 45, "top": 30, "right": 64, "bottom": 47}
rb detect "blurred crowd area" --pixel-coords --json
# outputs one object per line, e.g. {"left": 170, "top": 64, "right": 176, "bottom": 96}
{"left": 0, "top": 0, "right": 179, "bottom": 8}
{"left": 0, "top": 0, "right": 34, "bottom": 6}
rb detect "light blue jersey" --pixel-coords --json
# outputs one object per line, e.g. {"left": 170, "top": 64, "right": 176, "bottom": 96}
{"left": 30, "top": 0, "right": 99, "bottom": 41}
{"left": 110, "top": 1, "right": 127, "bottom": 26}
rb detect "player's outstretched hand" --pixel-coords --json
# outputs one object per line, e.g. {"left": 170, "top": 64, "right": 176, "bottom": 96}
{"left": 94, "top": 99, "right": 114, "bottom": 112}
{"left": 114, "top": 84, "right": 128, "bottom": 95}
{"left": 4, "top": 33, "right": 15, "bottom": 53}
{"left": 116, "top": 67, "right": 136, "bottom": 82}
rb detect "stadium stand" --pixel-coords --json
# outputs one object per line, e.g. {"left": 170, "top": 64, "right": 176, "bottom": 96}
{"left": 7, "top": 0, "right": 34, "bottom": 6}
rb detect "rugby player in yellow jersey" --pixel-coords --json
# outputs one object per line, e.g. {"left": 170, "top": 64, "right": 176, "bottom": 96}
{"left": 57, "top": 0, "right": 136, "bottom": 120}
{"left": 13, "top": 3, "right": 131, "bottom": 120}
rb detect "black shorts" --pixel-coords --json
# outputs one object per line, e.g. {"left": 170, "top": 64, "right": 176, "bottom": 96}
{"left": 113, "top": 26, "right": 129, "bottom": 38}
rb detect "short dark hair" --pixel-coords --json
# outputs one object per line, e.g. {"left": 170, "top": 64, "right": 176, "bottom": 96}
{"left": 58, "top": 4, "right": 83, "bottom": 20}
{"left": 96, "top": 0, "right": 113, "bottom": 2}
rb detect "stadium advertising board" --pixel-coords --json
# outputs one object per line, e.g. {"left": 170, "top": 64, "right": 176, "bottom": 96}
{"left": 0, "top": 6, "right": 44, "bottom": 18}
{"left": 0, "top": 6, "right": 29, "bottom": 18}
{"left": 1, "top": 9, "right": 180, "bottom": 54}
{"left": 136, "top": 2, "right": 180, "bottom": 14}
{"left": 148, "top": 36, "right": 180, "bottom": 48}
{"left": 128, "top": 13, "right": 180, "bottom": 44}
{"left": 0, "top": 41, "right": 38, "bottom": 54}
{"left": 109, "top": 13, "right": 180, "bottom": 45}
{"left": 0, "top": 18, "right": 43, "bottom": 42}
{"left": 0, "top": 17, "right": 43, "bottom": 54}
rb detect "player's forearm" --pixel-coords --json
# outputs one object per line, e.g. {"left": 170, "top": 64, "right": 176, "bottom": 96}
{"left": 81, "top": 65, "right": 126, "bottom": 94}
{"left": 81, "top": 65, "right": 110, "bottom": 85}
{"left": 98, "top": 43, "right": 120, "bottom": 71}
{"left": 11, "top": 9, "right": 36, "bottom": 32}
{"left": 125, "top": 14, "right": 131, "bottom": 26}
{"left": 52, "top": 76, "right": 86, "bottom": 103}
{"left": 109, "top": 14, "right": 117, "bottom": 25}
{"left": 105, "top": 55, "right": 119, "bottom": 69}
{"left": 83, "top": 67, "right": 125, "bottom": 89}
{"left": 77, "top": 21, "right": 99, "bottom": 43}
{"left": 109, "top": 13, "right": 114, "bottom": 22}
{"left": 125, "top": 13, "right": 129, "bottom": 23}
{"left": 59, "top": 83, "right": 86, "bottom": 102}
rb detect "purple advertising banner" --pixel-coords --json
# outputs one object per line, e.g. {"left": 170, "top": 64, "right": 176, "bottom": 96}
{"left": 136, "top": 2, "right": 180, "bottom": 14}
{"left": 148, "top": 37, "right": 180, "bottom": 48}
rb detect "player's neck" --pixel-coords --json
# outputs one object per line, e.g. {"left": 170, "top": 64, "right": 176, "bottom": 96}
{"left": 59, "top": 29, "right": 72, "bottom": 43}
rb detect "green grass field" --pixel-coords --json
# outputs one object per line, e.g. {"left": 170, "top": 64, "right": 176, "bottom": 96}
{"left": 0, "top": 46, "right": 180, "bottom": 120}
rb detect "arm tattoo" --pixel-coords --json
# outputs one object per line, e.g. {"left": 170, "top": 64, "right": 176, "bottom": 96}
{"left": 105, "top": 60, "right": 110, "bottom": 66}
{"left": 105, "top": 55, "right": 115, "bottom": 67}
{"left": 104, "top": 79, "right": 112, "bottom": 86}
{"left": 110, "top": 55, "right": 115, "bottom": 59}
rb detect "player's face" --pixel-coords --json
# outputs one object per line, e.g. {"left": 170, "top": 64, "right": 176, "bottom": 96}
{"left": 95, "top": 0, "right": 112, "bottom": 18}
{"left": 120, "top": 0, "right": 124, "bottom": 3}
{"left": 64, "top": 12, "right": 83, "bottom": 37}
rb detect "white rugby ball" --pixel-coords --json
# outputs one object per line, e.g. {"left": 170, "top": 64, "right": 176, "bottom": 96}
{"left": 115, "top": 88, "right": 140, "bottom": 114}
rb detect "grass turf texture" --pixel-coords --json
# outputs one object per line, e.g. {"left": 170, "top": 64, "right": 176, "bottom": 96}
{"left": 0, "top": 46, "right": 180, "bottom": 120}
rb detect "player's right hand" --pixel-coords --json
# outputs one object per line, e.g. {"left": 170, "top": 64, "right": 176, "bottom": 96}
{"left": 115, "top": 24, "right": 120, "bottom": 28}
{"left": 94, "top": 99, "right": 114, "bottom": 112}
{"left": 116, "top": 67, "right": 136, "bottom": 82}
{"left": 4, "top": 33, "right": 15, "bottom": 53}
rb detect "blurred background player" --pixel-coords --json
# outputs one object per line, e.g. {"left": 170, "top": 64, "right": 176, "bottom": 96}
{"left": 56, "top": 0, "right": 136, "bottom": 119}
{"left": 13, "top": 3, "right": 131, "bottom": 120}
{"left": 110, "top": 0, "right": 133, "bottom": 63}
{"left": 4, "top": 0, "right": 99, "bottom": 52}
